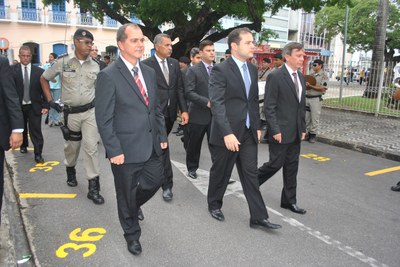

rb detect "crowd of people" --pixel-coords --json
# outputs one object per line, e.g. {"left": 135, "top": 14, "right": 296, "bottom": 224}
{"left": 1, "top": 24, "right": 398, "bottom": 257}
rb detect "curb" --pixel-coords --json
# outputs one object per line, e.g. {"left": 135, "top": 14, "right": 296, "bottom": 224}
{"left": 317, "top": 136, "right": 400, "bottom": 162}
{"left": 3, "top": 153, "right": 35, "bottom": 267}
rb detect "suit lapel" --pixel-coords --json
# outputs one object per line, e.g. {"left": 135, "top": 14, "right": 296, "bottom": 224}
{"left": 116, "top": 58, "right": 147, "bottom": 107}
{"left": 166, "top": 58, "right": 172, "bottom": 85}
{"left": 282, "top": 67, "right": 299, "bottom": 101}
{"left": 140, "top": 62, "right": 153, "bottom": 107}
{"left": 227, "top": 58, "right": 247, "bottom": 98}
{"left": 199, "top": 63, "right": 209, "bottom": 81}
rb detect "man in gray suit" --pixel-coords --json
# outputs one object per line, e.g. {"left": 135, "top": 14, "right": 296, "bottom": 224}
{"left": 0, "top": 56, "right": 23, "bottom": 224}
{"left": 95, "top": 23, "right": 168, "bottom": 256}
{"left": 258, "top": 42, "right": 307, "bottom": 215}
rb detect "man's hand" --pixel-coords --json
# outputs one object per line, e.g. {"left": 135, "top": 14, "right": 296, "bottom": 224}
{"left": 42, "top": 108, "right": 48, "bottom": 115}
{"left": 181, "top": 112, "right": 189, "bottom": 125}
{"left": 273, "top": 133, "right": 282, "bottom": 143}
{"left": 9, "top": 133, "right": 23, "bottom": 149}
{"left": 49, "top": 100, "right": 63, "bottom": 112}
{"left": 207, "top": 101, "right": 211, "bottom": 108}
{"left": 160, "top": 142, "right": 168, "bottom": 149}
{"left": 110, "top": 154, "right": 124, "bottom": 165}
{"left": 224, "top": 134, "right": 240, "bottom": 152}
{"left": 257, "top": 130, "right": 261, "bottom": 143}
{"left": 301, "top": 132, "right": 306, "bottom": 140}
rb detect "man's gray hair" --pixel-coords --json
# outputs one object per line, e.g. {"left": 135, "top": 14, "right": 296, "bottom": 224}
{"left": 282, "top": 42, "right": 304, "bottom": 57}
{"left": 190, "top": 47, "right": 200, "bottom": 57}
{"left": 117, "top": 23, "right": 140, "bottom": 43}
{"left": 153, "top": 33, "right": 171, "bottom": 45}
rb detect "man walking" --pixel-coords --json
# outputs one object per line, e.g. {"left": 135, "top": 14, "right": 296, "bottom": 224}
{"left": 40, "top": 28, "right": 104, "bottom": 205}
{"left": 142, "top": 33, "right": 188, "bottom": 202}
{"left": 0, "top": 56, "right": 23, "bottom": 224}
{"left": 207, "top": 28, "right": 281, "bottom": 231}
{"left": 95, "top": 23, "right": 168, "bottom": 255}
{"left": 258, "top": 42, "right": 307, "bottom": 215}
{"left": 12, "top": 46, "right": 47, "bottom": 163}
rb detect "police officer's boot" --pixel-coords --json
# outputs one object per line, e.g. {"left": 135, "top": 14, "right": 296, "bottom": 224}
{"left": 308, "top": 134, "right": 316, "bottom": 143}
{"left": 66, "top": 167, "right": 78, "bottom": 187}
{"left": 87, "top": 177, "right": 105, "bottom": 205}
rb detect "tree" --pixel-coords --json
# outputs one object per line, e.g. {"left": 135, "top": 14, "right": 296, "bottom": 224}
{"left": 315, "top": 0, "right": 400, "bottom": 62}
{"left": 45, "top": 0, "right": 343, "bottom": 58}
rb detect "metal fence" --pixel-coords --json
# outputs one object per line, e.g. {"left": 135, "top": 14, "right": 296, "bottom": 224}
{"left": 310, "top": 61, "right": 400, "bottom": 118}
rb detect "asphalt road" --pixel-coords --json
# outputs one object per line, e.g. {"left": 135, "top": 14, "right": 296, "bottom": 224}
{"left": 7, "top": 123, "right": 400, "bottom": 267}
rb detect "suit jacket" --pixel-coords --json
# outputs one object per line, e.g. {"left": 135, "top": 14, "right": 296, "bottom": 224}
{"left": 209, "top": 57, "right": 260, "bottom": 146}
{"left": 95, "top": 57, "right": 167, "bottom": 164}
{"left": 185, "top": 63, "right": 211, "bottom": 125}
{"left": 141, "top": 56, "right": 187, "bottom": 120}
{"left": 0, "top": 57, "right": 24, "bottom": 150}
{"left": 11, "top": 63, "right": 45, "bottom": 115}
{"left": 264, "top": 65, "right": 306, "bottom": 144}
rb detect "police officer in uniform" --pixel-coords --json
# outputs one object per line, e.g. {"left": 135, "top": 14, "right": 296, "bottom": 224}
{"left": 40, "top": 29, "right": 104, "bottom": 204}
{"left": 305, "top": 59, "right": 328, "bottom": 143}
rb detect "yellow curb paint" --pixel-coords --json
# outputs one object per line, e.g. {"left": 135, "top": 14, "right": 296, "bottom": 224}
{"left": 365, "top": 166, "right": 400, "bottom": 176}
{"left": 19, "top": 193, "right": 77, "bottom": 199}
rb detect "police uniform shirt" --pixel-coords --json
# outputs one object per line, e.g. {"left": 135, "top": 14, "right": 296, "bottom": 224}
{"left": 308, "top": 69, "right": 329, "bottom": 97}
{"left": 42, "top": 53, "right": 99, "bottom": 106}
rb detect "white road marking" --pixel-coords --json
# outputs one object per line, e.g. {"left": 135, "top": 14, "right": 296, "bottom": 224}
{"left": 171, "top": 160, "right": 389, "bottom": 267}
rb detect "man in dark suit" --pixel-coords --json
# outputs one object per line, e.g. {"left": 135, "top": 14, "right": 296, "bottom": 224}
{"left": 142, "top": 34, "right": 188, "bottom": 202}
{"left": 185, "top": 40, "right": 215, "bottom": 179}
{"left": 12, "top": 46, "right": 47, "bottom": 163}
{"left": 95, "top": 23, "right": 168, "bottom": 256}
{"left": 207, "top": 28, "right": 281, "bottom": 231}
{"left": 258, "top": 42, "right": 307, "bottom": 215}
{"left": 0, "top": 56, "right": 24, "bottom": 224}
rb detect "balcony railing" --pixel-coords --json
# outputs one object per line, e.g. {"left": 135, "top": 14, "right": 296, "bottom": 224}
{"left": 77, "top": 13, "right": 96, "bottom": 26}
{"left": 18, "top": 7, "right": 41, "bottom": 22}
{"left": 48, "top": 10, "right": 70, "bottom": 24}
{"left": 104, "top": 16, "right": 117, "bottom": 28}
{"left": 0, "top": 5, "right": 10, "bottom": 19}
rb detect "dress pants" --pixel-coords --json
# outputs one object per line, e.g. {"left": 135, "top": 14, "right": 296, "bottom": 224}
{"left": 21, "top": 104, "right": 43, "bottom": 154}
{"left": 186, "top": 122, "right": 210, "bottom": 172}
{"left": 258, "top": 140, "right": 301, "bottom": 205}
{"left": 111, "top": 151, "right": 163, "bottom": 242}
{"left": 0, "top": 148, "right": 4, "bottom": 224}
{"left": 64, "top": 109, "right": 100, "bottom": 180}
{"left": 208, "top": 128, "right": 269, "bottom": 220}
{"left": 161, "top": 117, "right": 174, "bottom": 190}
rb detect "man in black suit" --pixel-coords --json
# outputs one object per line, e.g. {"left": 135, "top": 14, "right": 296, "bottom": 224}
{"left": 185, "top": 40, "right": 215, "bottom": 179}
{"left": 258, "top": 42, "right": 307, "bottom": 215}
{"left": 0, "top": 56, "right": 24, "bottom": 224}
{"left": 95, "top": 23, "right": 168, "bottom": 255}
{"left": 142, "top": 34, "right": 188, "bottom": 202}
{"left": 12, "top": 46, "right": 47, "bottom": 163}
{"left": 207, "top": 28, "right": 281, "bottom": 231}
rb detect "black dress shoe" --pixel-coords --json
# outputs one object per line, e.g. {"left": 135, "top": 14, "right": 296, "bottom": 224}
{"left": 391, "top": 181, "right": 400, "bottom": 192}
{"left": 162, "top": 188, "right": 173, "bottom": 202}
{"left": 250, "top": 219, "right": 282, "bottom": 230}
{"left": 138, "top": 208, "right": 144, "bottom": 221}
{"left": 127, "top": 240, "right": 142, "bottom": 255}
{"left": 187, "top": 170, "right": 197, "bottom": 179}
{"left": 208, "top": 208, "right": 225, "bottom": 221}
{"left": 281, "top": 203, "right": 306, "bottom": 214}
{"left": 20, "top": 147, "right": 27, "bottom": 154}
{"left": 34, "top": 154, "right": 44, "bottom": 163}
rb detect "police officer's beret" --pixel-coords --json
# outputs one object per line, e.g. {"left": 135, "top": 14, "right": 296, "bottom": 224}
{"left": 313, "top": 59, "right": 324, "bottom": 65}
{"left": 262, "top": 58, "right": 271, "bottom": 63}
{"left": 273, "top": 53, "right": 282, "bottom": 59}
{"left": 179, "top": 56, "right": 190, "bottom": 64}
{"left": 73, "top": 28, "right": 94, "bottom": 41}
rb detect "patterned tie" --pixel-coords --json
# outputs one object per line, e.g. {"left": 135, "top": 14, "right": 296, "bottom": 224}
{"left": 242, "top": 63, "right": 251, "bottom": 128}
{"left": 292, "top": 72, "right": 300, "bottom": 101}
{"left": 207, "top": 65, "right": 213, "bottom": 76}
{"left": 132, "top": 67, "right": 148, "bottom": 106}
{"left": 161, "top": 60, "right": 169, "bottom": 85}
{"left": 23, "top": 66, "right": 30, "bottom": 103}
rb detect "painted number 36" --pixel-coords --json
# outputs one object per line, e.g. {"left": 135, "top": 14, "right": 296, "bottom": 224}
{"left": 56, "top": 227, "right": 106, "bottom": 258}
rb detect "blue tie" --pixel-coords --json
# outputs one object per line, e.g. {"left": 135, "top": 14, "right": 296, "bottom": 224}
{"left": 242, "top": 63, "right": 251, "bottom": 128}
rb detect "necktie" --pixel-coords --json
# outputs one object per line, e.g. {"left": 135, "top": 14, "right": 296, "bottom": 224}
{"left": 132, "top": 67, "right": 148, "bottom": 106}
{"left": 161, "top": 60, "right": 169, "bottom": 85}
{"left": 23, "top": 66, "right": 30, "bottom": 103}
{"left": 292, "top": 72, "right": 300, "bottom": 100}
{"left": 242, "top": 63, "right": 251, "bottom": 128}
{"left": 207, "top": 65, "right": 213, "bottom": 76}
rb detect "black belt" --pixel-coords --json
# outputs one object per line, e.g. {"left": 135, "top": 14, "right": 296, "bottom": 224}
{"left": 306, "top": 95, "right": 322, "bottom": 99}
{"left": 64, "top": 100, "right": 95, "bottom": 114}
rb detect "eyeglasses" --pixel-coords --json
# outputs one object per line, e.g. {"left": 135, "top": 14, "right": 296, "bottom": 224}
{"left": 78, "top": 39, "right": 94, "bottom": 46}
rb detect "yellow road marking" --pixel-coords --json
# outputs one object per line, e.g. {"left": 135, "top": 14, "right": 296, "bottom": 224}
{"left": 19, "top": 193, "right": 77, "bottom": 199}
{"left": 365, "top": 166, "right": 400, "bottom": 176}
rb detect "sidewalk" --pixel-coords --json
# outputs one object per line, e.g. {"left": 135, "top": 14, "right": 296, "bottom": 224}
{"left": 0, "top": 108, "right": 399, "bottom": 266}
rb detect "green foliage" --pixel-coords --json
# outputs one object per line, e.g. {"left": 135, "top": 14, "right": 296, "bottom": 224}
{"left": 258, "top": 28, "right": 279, "bottom": 44}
